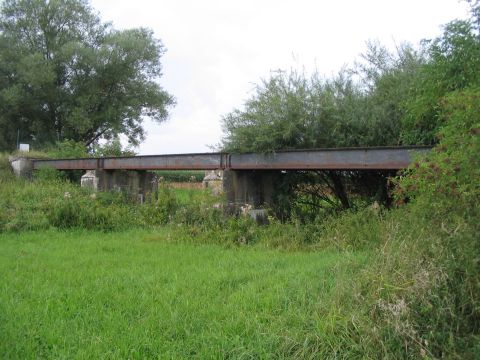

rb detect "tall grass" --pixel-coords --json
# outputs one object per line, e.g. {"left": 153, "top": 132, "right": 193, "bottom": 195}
{"left": 0, "top": 229, "right": 366, "bottom": 359}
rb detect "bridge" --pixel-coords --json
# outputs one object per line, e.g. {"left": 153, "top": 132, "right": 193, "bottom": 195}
{"left": 13, "top": 146, "right": 431, "bottom": 206}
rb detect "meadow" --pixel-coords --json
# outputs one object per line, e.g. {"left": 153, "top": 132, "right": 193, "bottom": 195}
{"left": 0, "top": 229, "right": 365, "bottom": 359}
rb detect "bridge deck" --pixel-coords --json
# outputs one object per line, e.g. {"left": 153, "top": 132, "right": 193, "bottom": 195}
{"left": 32, "top": 146, "right": 431, "bottom": 171}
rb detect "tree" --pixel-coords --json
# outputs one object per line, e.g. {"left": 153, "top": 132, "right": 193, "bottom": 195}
{"left": 401, "top": 1, "right": 480, "bottom": 144}
{"left": 355, "top": 41, "right": 425, "bottom": 146}
{"left": 0, "top": 0, "right": 174, "bottom": 151}
{"left": 222, "top": 44, "right": 424, "bottom": 154}
{"left": 221, "top": 54, "right": 423, "bottom": 217}
{"left": 221, "top": 70, "right": 371, "bottom": 153}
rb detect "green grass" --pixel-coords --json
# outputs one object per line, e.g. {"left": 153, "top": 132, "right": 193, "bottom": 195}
{"left": 173, "top": 188, "right": 207, "bottom": 204}
{"left": 0, "top": 229, "right": 366, "bottom": 359}
{"left": 155, "top": 170, "right": 205, "bottom": 183}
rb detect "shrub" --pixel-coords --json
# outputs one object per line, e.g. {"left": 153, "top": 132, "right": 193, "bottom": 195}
{"left": 332, "top": 88, "right": 480, "bottom": 358}
{"left": 140, "top": 185, "right": 179, "bottom": 225}
{"left": 45, "top": 140, "right": 89, "bottom": 159}
{"left": 0, "top": 153, "right": 14, "bottom": 182}
{"left": 390, "top": 88, "right": 480, "bottom": 357}
{"left": 154, "top": 170, "right": 205, "bottom": 183}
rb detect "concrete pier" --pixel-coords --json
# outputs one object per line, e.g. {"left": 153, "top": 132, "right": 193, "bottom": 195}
{"left": 81, "top": 169, "right": 156, "bottom": 201}
{"left": 223, "top": 170, "right": 276, "bottom": 208}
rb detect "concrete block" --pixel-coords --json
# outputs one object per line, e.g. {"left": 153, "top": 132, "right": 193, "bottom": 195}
{"left": 80, "top": 170, "right": 99, "bottom": 190}
{"left": 203, "top": 170, "right": 224, "bottom": 196}
{"left": 9, "top": 156, "right": 33, "bottom": 178}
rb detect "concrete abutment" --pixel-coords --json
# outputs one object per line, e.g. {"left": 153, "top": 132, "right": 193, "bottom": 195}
{"left": 9, "top": 156, "right": 34, "bottom": 178}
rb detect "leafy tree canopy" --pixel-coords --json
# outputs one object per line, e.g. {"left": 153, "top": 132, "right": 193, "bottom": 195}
{"left": 221, "top": 44, "right": 423, "bottom": 153}
{"left": 220, "top": 46, "right": 424, "bottom": 215}
{"left": 219, "top": 4, "right": 480, "bottom": 216}
{"left": 0, "top": 0, "right": 174, "bottom": 151}
{"left": 222, "top": 1, "right": 479, "bottom": 152}
{"left": 401, "top": 0, "right": 480, "bottom": 144}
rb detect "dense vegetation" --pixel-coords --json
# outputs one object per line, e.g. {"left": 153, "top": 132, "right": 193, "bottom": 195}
{"left": 0, "top": 1, "right": 478, "bottom": 358}
{"left": 221, "top": 1, "right": 480, "bottom": 219}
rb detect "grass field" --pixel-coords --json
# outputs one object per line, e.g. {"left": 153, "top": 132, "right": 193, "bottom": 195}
{"left": 0, "top": 229, "right": 366, "bottom": 359}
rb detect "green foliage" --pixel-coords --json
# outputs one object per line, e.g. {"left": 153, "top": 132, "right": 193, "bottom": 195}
{"left": 0, "top": 175, "right": 223, "bottom": 233}
{"left": 92, "top": 138, "right": 137, "bottom": 157}
{"left": 221, "top": 48, "right": 424, "bottom": 216}
{"left": 173, "top": 195, "right": 223, "bottom": 228}
{"left": 357, "top": 41, "right": 425, "bottom": 145}
{"left": 399, "top": 88, "right": 480, "bottom": 212}
{"left": 0, "top": 3, "right": 478, "bottom": 357}
{"left": 0, "top": 152, "right": 14, "bottom": 181}
{"left": 401, "top": 7, "right": 480, "bottom": 144}
{"left": 222, "top": 43, "right": 424, "bottom": 153}
{"left": 155, "top": 170, "right": 205, "bottom": 183}
{"left": 48, "top": 196, "right": 132, "bottom": 231}
{"left": 44, "top": 140, "right": 89, "bottom": 159}
{"left": 33, "top": 167, "right": 66, "bottom": 182}
{"left": 221, "top": 217, "right": 257, "bottom": 245}
{"left": 0, "top": 176, "right": 129, "bottom": 232}
{"left": 322, "top": 90, "right": 480, "bottom": 358}
{"left": 0, "top": 0, "right": 174, "bottom": 151}
{"left": 386, "top": 88, "right": 480, "bottom": 356}
{"left": 222, "top": 70, "right": 371, "bottom": 152}
{"left": 141, "top": 186, "right": 179, "bottom": 225}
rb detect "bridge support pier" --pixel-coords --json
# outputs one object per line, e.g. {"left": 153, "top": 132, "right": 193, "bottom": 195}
{"left": 222, "top": 169, "right": 276, "bottom": 208}
{"left": 81, "top": 169, "right": 156, "bottom": 201}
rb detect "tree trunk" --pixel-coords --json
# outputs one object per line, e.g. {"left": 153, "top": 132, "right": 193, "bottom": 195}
{"left": 327, "top": 171, "right": 350, "bottom": 209}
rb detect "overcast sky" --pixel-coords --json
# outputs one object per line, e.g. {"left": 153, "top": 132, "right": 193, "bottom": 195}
{"left": 90, "top": 0, "right": 470, "bottom": 155}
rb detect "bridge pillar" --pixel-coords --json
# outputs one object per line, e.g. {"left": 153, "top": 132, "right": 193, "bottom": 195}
{"left": 223, "top": 170, "right": 276, "bottom": 208}
{"left": 81, "top": 169, "right": 156, "bottom": 201}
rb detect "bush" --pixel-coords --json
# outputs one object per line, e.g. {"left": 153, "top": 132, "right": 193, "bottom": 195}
{"left": 390, "top": 88, "right": 480, "bottom": 357}
{"left": 34, "top": 167, "right": 67, "bottom": 182}
{"left": 141, "top": 186, "right": 179, "bottom": 225}
{"left": 155, "top": 170, "right": 205, "bottom": 183}
{"left": 327, "top": 88, "right": 480, "bottom": 358}
{"left": 173, "top": 192, "right": 224, "bottom": 228}
{"left": 48, "top": 197, "right": 133, "bottom": 231}
{"left": 0, "top": 175, "right": 137, "bottom": 232}
{"left": 45, "top": 140, "right": 89, "bottom": 159}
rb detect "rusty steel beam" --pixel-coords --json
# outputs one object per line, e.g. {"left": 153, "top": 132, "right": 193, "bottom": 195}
{"left": 32, "top": 146, "right": 431, "bottom": 171}
{"left": 33, "top": 153, "right": 227, "bottom": 171}
{"left": 33, "top": 158, "right": 99, "bottom": 170}
{"left": 228, "top": 146, "right": 431, "bottom": 170}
